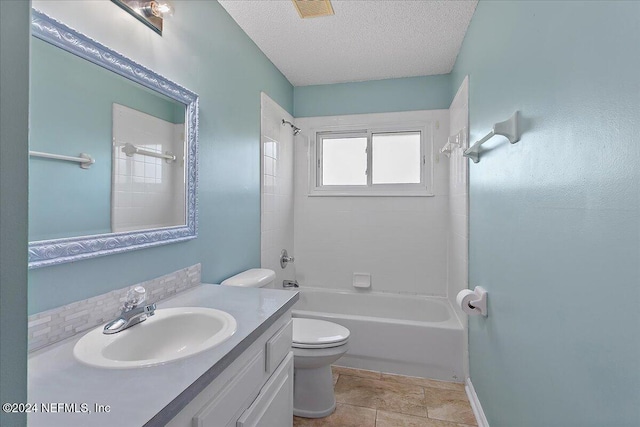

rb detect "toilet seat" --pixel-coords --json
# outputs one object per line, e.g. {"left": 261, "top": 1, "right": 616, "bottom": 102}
{"left": 292, "top": 318, "right": 350, "bottom": 349}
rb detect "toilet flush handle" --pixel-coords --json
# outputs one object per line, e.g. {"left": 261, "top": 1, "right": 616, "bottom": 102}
{"left": 280, "top": 249, "right": 294, "bottom": 269}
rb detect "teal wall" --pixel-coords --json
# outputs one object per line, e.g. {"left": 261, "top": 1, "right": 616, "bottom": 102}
{"left": 21, "top": 3, "right": 640, "bottom": 426}
{"left": 451, "top": 1, "right": 640, "bottom": 426}
{"left": 28, "top": 1, "right": 293, "bottom": 314}
{"left": 0, "top": 1, "right": 29, "bottom": 425}
{"left": 293, "top": 74, "right": 452, "bottom": 117}
{"left": 29, "top": 37, "right": 184, "bottom": 241}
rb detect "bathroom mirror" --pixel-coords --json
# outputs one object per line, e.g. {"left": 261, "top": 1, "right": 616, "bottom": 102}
{"left": 28, "top": 10, "right": 199, "bottom": 268}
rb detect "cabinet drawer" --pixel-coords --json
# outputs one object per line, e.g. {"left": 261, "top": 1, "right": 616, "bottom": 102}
{"left": 237, "top": 352, "right": 293, "bottom": 427}
{"left": 265, "top": 319, "right": 292, "bottom": 374}
{"left": 193, "top": 350, "right": 265, "bottom": 427}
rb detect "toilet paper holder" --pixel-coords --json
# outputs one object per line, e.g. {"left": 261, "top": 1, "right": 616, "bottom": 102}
{"left": 467, "top": 287, "right": 488, "bottom": 316}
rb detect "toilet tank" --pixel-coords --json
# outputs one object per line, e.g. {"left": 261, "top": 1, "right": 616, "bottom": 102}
{"left": 220, "top": 268, "right": 276, "bottom": 288}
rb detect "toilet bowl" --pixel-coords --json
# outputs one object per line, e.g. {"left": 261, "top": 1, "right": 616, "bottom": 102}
{"left": 220, "top": 269, "right": 351, "bottom": 419}
{"left": 291, "top": 318, "right": 349, "bottom": 418}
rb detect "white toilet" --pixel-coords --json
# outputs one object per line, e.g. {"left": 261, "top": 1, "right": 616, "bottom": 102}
{"left": 290, "top": 317, "right": 349, "bottom": 418}
{"left": 221, "top": 269, "right": 350, "bottom": 419}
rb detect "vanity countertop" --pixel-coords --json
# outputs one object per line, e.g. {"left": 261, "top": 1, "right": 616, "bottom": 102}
{"left": 27, "top": 285, "right": 298, "bottom": 427}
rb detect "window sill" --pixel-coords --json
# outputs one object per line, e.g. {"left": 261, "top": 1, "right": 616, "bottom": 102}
{"left": 307, "top": 191, "right": 435, "bottom": 197}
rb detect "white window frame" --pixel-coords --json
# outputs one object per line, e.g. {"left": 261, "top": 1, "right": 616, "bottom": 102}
{"left": 310, "top": 121, "right": 434, "bottom": 197}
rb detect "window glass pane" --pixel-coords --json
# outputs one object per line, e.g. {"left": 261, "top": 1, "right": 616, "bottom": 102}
{"left": 372, "top": 132, "right": 421, "bottom": 184}
{"left": 322, "top": 136, "right": 367, "bottom": 186}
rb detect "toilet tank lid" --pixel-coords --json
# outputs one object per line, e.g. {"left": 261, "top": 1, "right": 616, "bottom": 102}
{"left": 220, "top": 268, "right": 276, "bottom": 287}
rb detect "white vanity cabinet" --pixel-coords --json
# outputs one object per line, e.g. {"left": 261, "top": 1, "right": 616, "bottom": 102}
{"left": 167, "top": 313, "right": 294, "bottom": 427}
{"left": 236, "top": 352, "right": 293, "bottom": 427}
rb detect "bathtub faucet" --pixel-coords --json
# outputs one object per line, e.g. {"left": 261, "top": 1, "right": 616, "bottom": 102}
{"left": 283, "top": 280, "right": 299, "bottom": 288}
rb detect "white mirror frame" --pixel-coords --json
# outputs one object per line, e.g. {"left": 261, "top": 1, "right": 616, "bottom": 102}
{"left": 28, "top": 10, "right": 199, "bottom": 269}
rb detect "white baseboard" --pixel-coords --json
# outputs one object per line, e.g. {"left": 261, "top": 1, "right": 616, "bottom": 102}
{"left": 465, "top": 377, "right": 490, "bottom": 427}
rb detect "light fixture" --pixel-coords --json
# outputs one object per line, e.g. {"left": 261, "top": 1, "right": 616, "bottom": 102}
{"left": 140, "top": 1, "right": 174, "bottom": 18}
{"left": 291, "top": 0, "right": 334, "bottom": 19}
{"left": 111, "top": 0, "right": 174, "bottom": 35}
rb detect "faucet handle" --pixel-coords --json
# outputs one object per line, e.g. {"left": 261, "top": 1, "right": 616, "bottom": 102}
{"left": 280, "top": 249, "right": 295, "bottom": 269}
{"left": 124, "top": 286, "right": 146, "bottom": 310}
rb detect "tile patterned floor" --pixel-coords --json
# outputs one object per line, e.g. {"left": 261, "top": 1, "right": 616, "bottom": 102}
{"left": 293, "top": 366, "right": 477, "bottom": 427}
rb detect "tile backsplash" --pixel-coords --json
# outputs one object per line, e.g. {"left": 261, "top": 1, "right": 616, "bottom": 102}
{"left": 28, "top": 264, "right": 201, "bottom": 352}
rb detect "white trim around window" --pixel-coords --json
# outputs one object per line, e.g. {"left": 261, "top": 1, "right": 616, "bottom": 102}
{"left": 308, "top": 116, "right": 435, "bottom": 197}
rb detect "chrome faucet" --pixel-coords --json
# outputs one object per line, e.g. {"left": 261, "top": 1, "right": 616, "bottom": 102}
{"left": 280, "top": 249, "right": 295, "bottom": 269}
{"left": 103, "top": 286, "right": 156, "bottom": 334}
{"left": 283, "top": 280, "right": 299, "bottom": 288}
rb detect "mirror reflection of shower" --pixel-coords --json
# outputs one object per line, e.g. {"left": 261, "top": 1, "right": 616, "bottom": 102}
{"left": 282, "top": 119, "right": 301, "bottom": 135}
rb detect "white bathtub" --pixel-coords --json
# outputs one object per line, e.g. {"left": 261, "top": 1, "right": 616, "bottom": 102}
{"left": 292, "top": 287, "right": 464, "bottom": 382}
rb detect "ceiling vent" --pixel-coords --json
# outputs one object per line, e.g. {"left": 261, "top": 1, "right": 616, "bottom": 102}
{"left": 291, "top": 0, "right": 334, "bottom": 19}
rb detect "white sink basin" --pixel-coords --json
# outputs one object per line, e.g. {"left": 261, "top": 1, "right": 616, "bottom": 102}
{"left": 73, "top": 307, "right": 237, "bottom": 369}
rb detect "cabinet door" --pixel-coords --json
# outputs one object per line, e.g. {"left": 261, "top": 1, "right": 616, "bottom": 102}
{"left": 193, "top": 350, "right": 266, "bottom": 427}
{"left": 236, "top": 352, "right": 293, "bottom": 427}
{"left": 265, "top": 320, "right": 292, "bottom": 374}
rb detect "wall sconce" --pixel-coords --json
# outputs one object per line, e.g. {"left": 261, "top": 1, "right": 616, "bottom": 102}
{"left": 111, "top": 0, "right": 174, "bottom": 35}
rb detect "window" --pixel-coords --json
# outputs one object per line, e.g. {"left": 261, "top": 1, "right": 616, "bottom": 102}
{"left": 313, "top": 125, "right": 431, "bottom": 196}
{"left": 372, "top": 132, "right": 421, "bottom": 184}
{"left": 321, "top": 134, "right": 367, "bottom": 186}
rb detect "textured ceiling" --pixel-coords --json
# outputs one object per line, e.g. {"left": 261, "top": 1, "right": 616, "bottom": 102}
{"left": 218, "top": 0, "right": 478, "bottom": 86}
